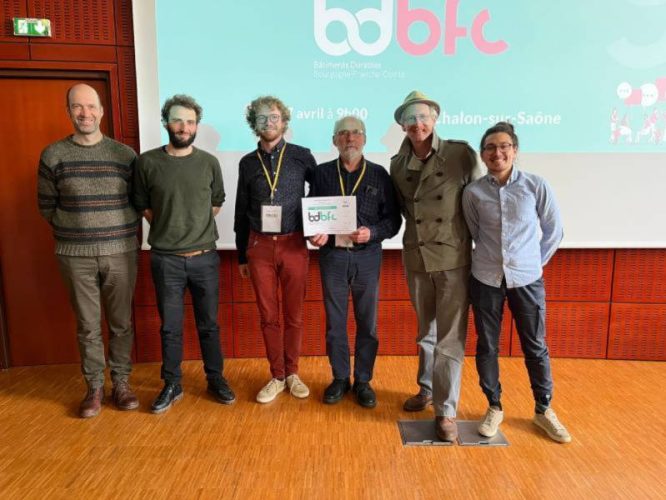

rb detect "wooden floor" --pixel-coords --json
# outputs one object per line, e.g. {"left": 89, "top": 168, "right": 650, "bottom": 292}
{"left": 1, "top": 356, "right": 665, "bottom": 499}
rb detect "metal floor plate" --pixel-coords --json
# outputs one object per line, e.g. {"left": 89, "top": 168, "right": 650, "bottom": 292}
{"left": 397, "top": 419, "right": 453, "bottom": 446}
{"left": 457, "top": 420, "right": 509, "bottom": 446}
{"left": 398, "top": 420, "right": 509, "bottom": 446}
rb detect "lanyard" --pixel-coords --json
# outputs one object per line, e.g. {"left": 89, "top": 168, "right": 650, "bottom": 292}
{"left": 337, "top": 158, "right": 367, "bottom": 197}
{"left": 257, "top": 144, "right": 287, "bottom": 203}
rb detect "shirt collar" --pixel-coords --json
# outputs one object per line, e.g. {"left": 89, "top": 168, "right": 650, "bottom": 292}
{"left": 257, "top": 137, "right": 286, "bottom": 155}
{"left": 485, "top": 166, "right": 519, "bottom": 186}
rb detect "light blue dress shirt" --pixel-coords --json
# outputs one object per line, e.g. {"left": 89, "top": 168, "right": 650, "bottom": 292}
{"left": 462, "top": 167, "right": 563, "bottom": 288}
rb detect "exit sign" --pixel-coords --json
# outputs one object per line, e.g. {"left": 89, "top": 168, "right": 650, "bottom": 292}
{"left": 13, "top": 18, "right": 52, "bottom": 37}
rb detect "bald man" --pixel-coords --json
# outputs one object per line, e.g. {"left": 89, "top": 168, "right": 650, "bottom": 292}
{"left": 38, "top": 84, "right": 140, "bottom": 418}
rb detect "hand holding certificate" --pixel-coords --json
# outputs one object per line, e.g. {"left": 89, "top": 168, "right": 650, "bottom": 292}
{"left": 302, "top": 196, "right": 357, "bottom": 237}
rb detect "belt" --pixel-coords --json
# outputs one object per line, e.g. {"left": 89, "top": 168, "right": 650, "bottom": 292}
{"left": 330, "top": 243, "right": 369, "bottom": 252}
{"left": 175, "top": 249, "right": 212, "bottom": 258}
{"left": 250, "top": 230, "right": 304, "bottom": 241}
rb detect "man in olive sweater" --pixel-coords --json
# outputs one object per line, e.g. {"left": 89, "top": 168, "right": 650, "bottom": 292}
{"left": 133, "top": 94, "right": 235, "bottom": 414}
{"left": 38, "top": 83, "right": 140, "bottom": 418}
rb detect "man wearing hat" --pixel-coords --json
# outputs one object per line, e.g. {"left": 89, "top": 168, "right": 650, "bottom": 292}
{"left": 390, "top": 91, "right": 482, "bottom": 441}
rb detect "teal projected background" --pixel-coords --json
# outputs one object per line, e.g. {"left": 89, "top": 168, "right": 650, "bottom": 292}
{"left": 155, "top": 0, "right": 666, "bottom": 153}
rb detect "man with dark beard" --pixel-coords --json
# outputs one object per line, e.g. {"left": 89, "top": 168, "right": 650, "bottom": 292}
{"left": 133, "top": 94, "right": 235, "bottom": 414}
{"left": 309, "top": 116, "right": 400, "bottom": 408}
{"left": 234, "top": 96, "right": 316, "bottom": 404}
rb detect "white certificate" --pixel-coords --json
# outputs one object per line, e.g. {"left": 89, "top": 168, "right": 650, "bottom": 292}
{"left": 301, "top": 196, "right": 357, "bottom": 237}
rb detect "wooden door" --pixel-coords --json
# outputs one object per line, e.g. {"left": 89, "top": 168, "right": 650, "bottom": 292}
{"left": 0, "top": 74, "right": 112, "bottom": 366}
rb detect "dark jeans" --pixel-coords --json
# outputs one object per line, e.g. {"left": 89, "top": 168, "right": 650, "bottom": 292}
{"left": 151, "top": 251, "right": 223, "bottom": 384}
{"left": 319, "top": 244, "right": 382, "bottom": 383}
{"left": 470, "top": 276, "right": 553, "bottom": 408}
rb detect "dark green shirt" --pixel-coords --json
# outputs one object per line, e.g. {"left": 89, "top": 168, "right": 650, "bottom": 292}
{"left": 133, "top": 146, "right": 225, "bottom": 254}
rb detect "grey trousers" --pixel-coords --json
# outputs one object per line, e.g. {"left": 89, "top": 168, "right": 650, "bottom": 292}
{"left": 407, "top": 266, "right": 470, "bottom": 417}
{"left": 57, "top": 251, "right": 138, "bottom": 387}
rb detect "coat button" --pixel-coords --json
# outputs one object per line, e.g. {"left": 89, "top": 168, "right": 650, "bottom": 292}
{"left": 416, "top": 219, "right": 422, "bottom": 224}
{"left": 436, "top": 172, "right": 443, "bottom": 177}
{"left": 436, "top": 195, "right": 442, "bottom": 200}
{"left": 406, "top": 176, "right": 412, "bottom": 182}
{"left": 436, "top": 218, "right": 443, "bottom": 223}
{"left": 414, "top": 198, "right": 420, "bottom": 203}
{"left": 419, "top": 241, "right": 425, "bottom": 246}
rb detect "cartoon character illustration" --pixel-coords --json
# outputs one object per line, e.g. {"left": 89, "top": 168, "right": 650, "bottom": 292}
{"left": 610, "top": 109, "right": 633, "bottom": 144}
{"left": 635, "top": 109, "right": 658, "bottom": 143}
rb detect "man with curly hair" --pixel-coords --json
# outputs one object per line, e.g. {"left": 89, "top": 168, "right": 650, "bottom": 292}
{"left": 134, "top": 94, "right": 235, "bottom": 414}
{"left": 234, "top": 96, "right": 316, "bottom": 403}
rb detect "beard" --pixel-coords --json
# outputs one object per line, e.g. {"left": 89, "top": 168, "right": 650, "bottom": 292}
{"left": 340, "top": 146, "right": 362, "bottom": 163}
{"left": 167, "top": 127, "right": 196, "bottom": 149}
{"left": 256, "top": 124, "right": 284, "bottom": 143}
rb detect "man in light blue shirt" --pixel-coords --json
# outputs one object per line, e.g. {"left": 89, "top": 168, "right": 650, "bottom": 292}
{"left": 462, "top": 122, "right": 571, "bottom": 443}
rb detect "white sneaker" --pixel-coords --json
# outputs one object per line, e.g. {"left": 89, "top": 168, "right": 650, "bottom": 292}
{"left": 534, "top": 408, "right": 572, "bottom": 443}
{"left": 478, "top": 406, "right": 504, "bottom": 437}
{"left": 286, "top": 374, "right": 310, "bottom": 399}
{"left": 256, "top": 378, "right": 286, "bottom": 403}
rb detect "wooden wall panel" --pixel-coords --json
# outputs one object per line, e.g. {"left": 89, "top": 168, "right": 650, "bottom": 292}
{"left": 377, "top": 301, "right": 418, "bottom": 355}
{"left": 0, "top": 0, "right": 28, "bottom": 43}
{"left": 608, "top": 304, "right": 666, "bottom": 361}
{"left": 613, "top": 250, "right": 666, "bottom": 303}
{"left": 304, "top": 252, "right": 323, "bottom": 301}
{"left": 114, "top": 0, "right": 133, "bottom": 46}
{"left": 0, "top": 43, "right": 30, "bottom": 60}
{"left": 302, "top": 301, "right": 326, "bottom": 355}
{"left": 116, "top": 45, "right": 137, "bottom": 138}
{"left": 466, "top": 305, "right": 512, "bottom": 356}
{"left": 511, "top": 302, "right": 609, "bottom": 359}
{"left": 379, "top": 250, "right": 410, "bottom": 300}
{"left": 544, "top": 249, "right": 614, "bottom": 301}
{"left": 29, "top": 43, "right": 116, "bottom": 62}
{"left": 232, "top": 303, "right": 264, "bottom": 358}
{"left": 28, "top": 0, "right": 116, "bottom": 45}
{"left": 134, "top": 303, "right": 233, "bottom": 363}
{"left": 230, "top": 251, "right": 256, "bottom": 302}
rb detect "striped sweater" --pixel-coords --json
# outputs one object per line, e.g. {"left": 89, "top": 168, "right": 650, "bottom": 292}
{"left": 38, "top": 135, "right": 139, "bottom": 256}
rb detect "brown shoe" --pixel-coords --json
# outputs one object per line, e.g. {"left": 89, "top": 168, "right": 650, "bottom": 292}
{"left": 403, "top": 393, "right": 433, "bottom": 412}
{"left": 112, "top": 381, "right": 139, "bottom": 411}
{"left": 79, "top": 386, "right": 104, "bottom": 418}
{"left": 435, "top": 416, "right": 458, "bottom": 442}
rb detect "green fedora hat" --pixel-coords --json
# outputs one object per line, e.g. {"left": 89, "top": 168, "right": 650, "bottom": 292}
{"left": 393, "top": 90, "right": 441, "bottom": 124}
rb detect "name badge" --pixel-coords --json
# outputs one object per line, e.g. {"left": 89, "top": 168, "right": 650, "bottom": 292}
{"left": 261, "top": 204, "right": 282, "bottom": 233}
{"left": 335, "top": 234, "right": 353, "bottom": 248}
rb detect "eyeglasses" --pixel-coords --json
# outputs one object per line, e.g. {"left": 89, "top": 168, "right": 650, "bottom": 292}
{"left": 335, "top": 129, "right": 364, "bottom": 137}
{"left": 256, "top": 113, "right": 281, "bottom": 125}
{"left": 482, "top": 143, "right": 514, "bottom": 153}
{"left": 402, "top": 113, "right": 433, "bottom": 126}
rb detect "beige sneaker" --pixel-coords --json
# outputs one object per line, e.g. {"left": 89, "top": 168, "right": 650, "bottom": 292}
{"left": 534, "top": 408, "right": 572, "bottom": 443}
{"left": 256, "top": 378, "right": 286, "bottom": 403}
{"left": 478, "top": 406, "right": 504, "bottom": 437}
{"left": 286, "top": 374, "right": 310, "bottom": 399}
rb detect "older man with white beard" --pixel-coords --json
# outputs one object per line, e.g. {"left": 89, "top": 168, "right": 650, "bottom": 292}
{"left": 309, "top": 116, "right": 401, "bottom": 408}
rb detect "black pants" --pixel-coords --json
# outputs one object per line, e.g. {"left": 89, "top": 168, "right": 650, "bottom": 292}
{"left": 470, "top": 276, "right": 553, "bottom": 407}
{"left": 151, "top": 251, "right": 223, "bottom": 384}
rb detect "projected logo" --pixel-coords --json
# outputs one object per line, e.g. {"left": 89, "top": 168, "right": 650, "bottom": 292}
{"left": 314, "top": 0, "right": 508, "bottom": 56}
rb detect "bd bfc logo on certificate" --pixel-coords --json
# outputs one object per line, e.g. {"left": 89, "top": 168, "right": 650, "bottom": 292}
{"left": 308, "top": 205, "right": 338, "bottom": 222}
